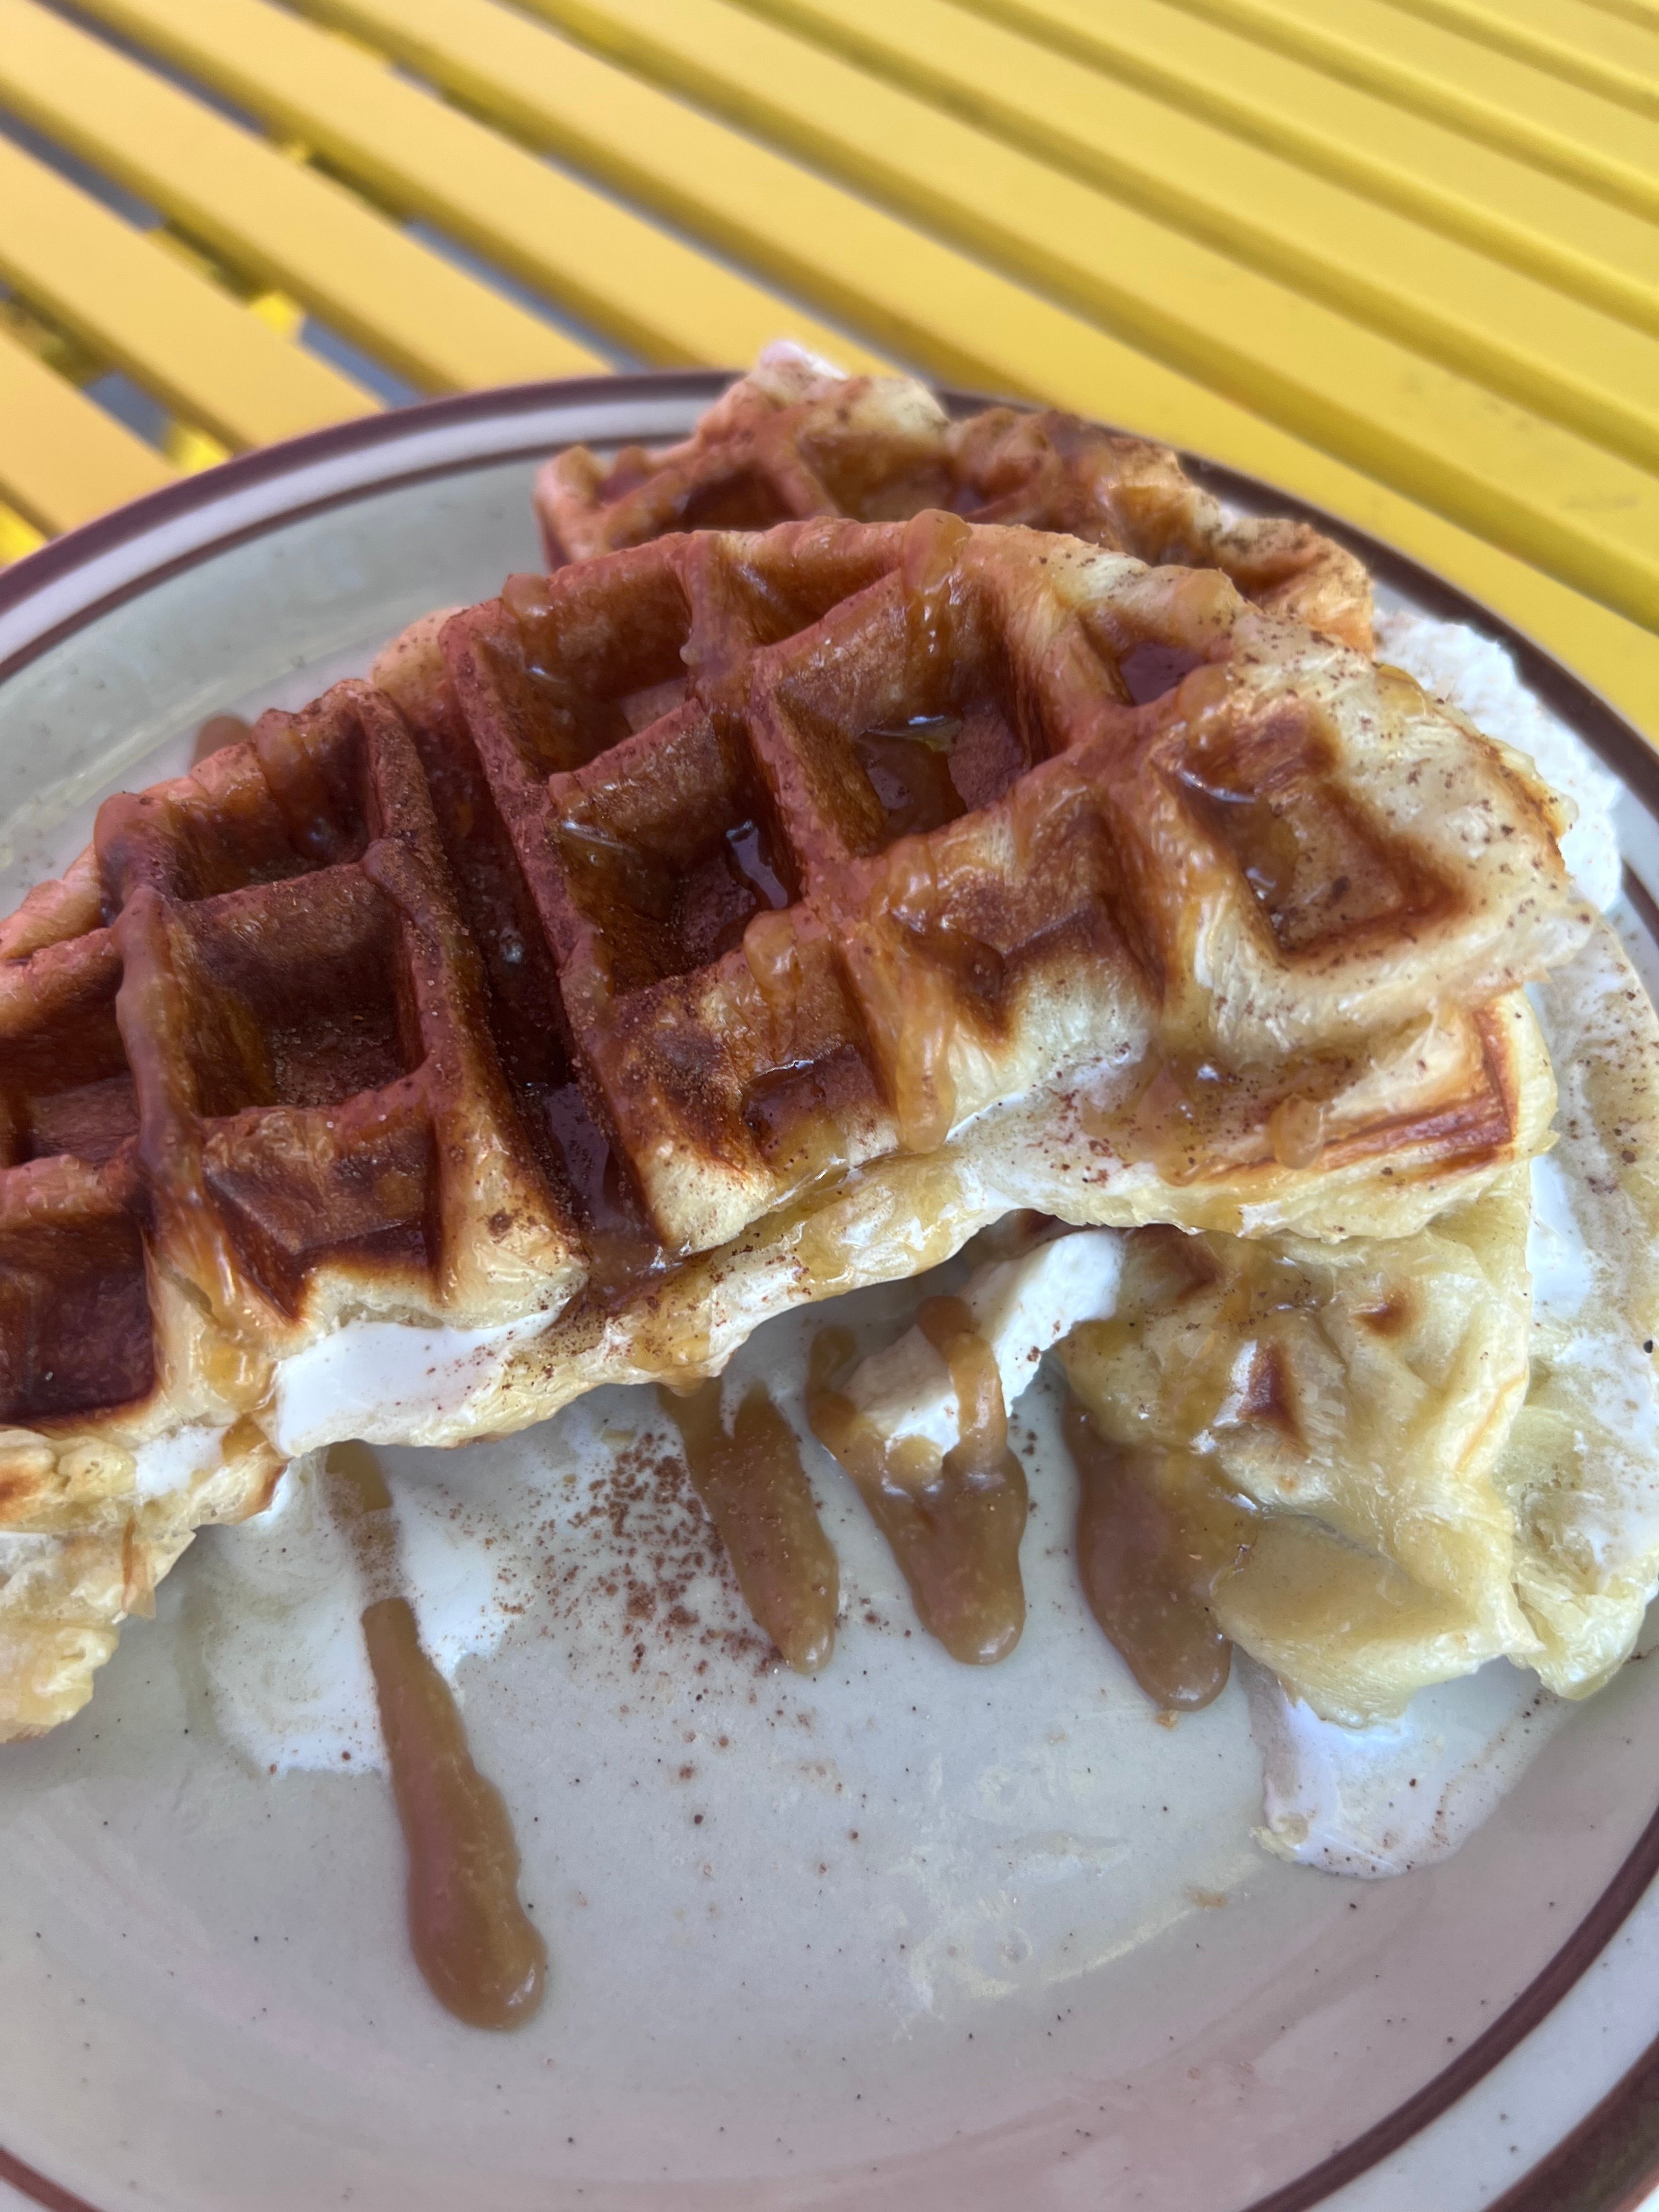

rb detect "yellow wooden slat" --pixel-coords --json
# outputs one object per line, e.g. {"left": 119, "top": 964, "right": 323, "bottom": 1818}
{"left": 287, "top": 0, "right": 1338, "bottom": 409}
{"left": 721, "top": 0, "right": 1659, "bottom": 477}
{"left": 0, "top": 136, "right": 375, "bottom": 449}
{"left": 1523, "top": 0, "right": 1659, "bottom": 66}
{"left": 1377, "top": 0, "right": 1659, "bottom": 115}
{"left": 63, "top": 0, "right": 881, "bottom": 376}
{"left": 958, "top": 0, "right": 1659, "bottom": 339}
{"left": 1578, "top": 0, "right": 1659, "bottom": 29}
{"left": 527, "top": 0, "right": 1659, "bottom": 630}
{"left": 0, "top": 328, "right": 174, "bottom": 536}
{"left": 280, "top": 0, "right": 1659, "bottom": 731}
{"left": 0, "top": 505, "right": 48, "bottom": 566}
{"left": 1581, "top": 0, "right": 1659, "bottom": 31}
{"left": 0, "top": 0, "right": 605, "bottom": 393}
{"left": 1513, "top": 0, "right": 1659, "bottom": 74}
{"left": 7, "top": 0, "right": 1657, "bottom": 786}
{"left": 1222, "top": 0, "right": 1659, "bottom": 163}
{"left": 1153, "top": 0, "right": 1659, "bottom": 222}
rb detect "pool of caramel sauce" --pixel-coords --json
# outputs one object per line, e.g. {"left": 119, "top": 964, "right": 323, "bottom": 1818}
{"left": 1060, "top": 1397, "right": 1257, "bottom": 1712}
{"left": 326, "top": 1442, "right": 547, "bottom": 2032}
{"left": 658, "top": 1379, "right": 839, "bottom": 1674}
{"left": 805, "top": 1295, "right": 1029, "bottom": 1667}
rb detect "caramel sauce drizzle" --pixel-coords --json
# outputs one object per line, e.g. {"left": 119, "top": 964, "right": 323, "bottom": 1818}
{"left": 1091, "top": 1046, "right": 1358, "bottom": 1189}
{"left": 806, "top": 1298, "right": 1028, "bottom": 1666}
{"left": 1060, "top": 1393, "right": 1256, "bottom": 1712}
{"left": 542, "top": 1079, "right": 666, "bottom": 1306}
{"left": 326, "top": 1443, "right": 548, "bottom": 2032}
{"left": 844, "top": 507, "right": 975, "bottom": 1157}
{"left": 658, "top": 1380, "right": 840, "bottom": 1674}
{"left": 900, "top": 508, "right": 970, "bottom": 672}
{"left": 862, "top": 841, "right": 960, "bottom": 1155}
{"left": 851, "top": 719, "right": 964, "bottom": 841}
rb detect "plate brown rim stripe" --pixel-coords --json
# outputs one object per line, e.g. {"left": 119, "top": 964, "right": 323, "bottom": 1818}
{"left": 1, "top": 372, "right": 1657, "bottom": 2212}
{"left": 1487, "top": 2017, "right": 1659, "bottom": 2212}
{"left": 0, "top": 433, "right": 630, "bottom": 692}
{"left": 1626, "top": 865, "right": 1659, "bottom": 954}
{"left": 0, "top": 2143, "right": 101, "bottom": 2212}
{"left": 0, "top": 373, "right": 724, "bottom": 692}
{"left": 1238, "top": 1785, "right": 1659, "bottom": 2212}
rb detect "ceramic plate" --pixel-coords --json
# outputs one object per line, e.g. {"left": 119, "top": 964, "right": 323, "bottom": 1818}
{"left": 3, "top": 376, "right": 1659, "bottom": 2212}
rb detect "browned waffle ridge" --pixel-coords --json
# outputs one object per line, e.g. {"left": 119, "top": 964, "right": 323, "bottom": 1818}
{"left": 0, "top": 510, "right": 1587, "bottom": 1734}
{"left": 536, "top": 349, "right": 1374, "bottom": 654}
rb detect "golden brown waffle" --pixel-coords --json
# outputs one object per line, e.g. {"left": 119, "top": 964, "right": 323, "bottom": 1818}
{"left": 1, "top": 678, "right": 583, "bottom": 1353}
{"left": 537, "top": 347, "right": 1374, "bottom": 652}
{"left": 400, "top": 515, "right": 1582, "bottom": 1261}
{"left": 0, "top": 512, "right": 1586, "bottom": 1734}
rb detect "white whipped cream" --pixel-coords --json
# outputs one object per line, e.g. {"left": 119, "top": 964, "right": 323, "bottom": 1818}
{"left": 1244, "top": 1656, "right": 1570, "bottom": 1878}
{"left": 131, "top": 1423, "right": 227, "bottom": 1501}
{"left": 116, "top": 1314, "right": 560, "bottom": 1517}
{"left": 843, "top": 1227, "right": 1126, "bottom": 1454}
{"left": 1526, "top": 1153, "right": 1595, "bottom": 1324}
{"left": 270, "top": 1311, "right": 554, "bottom": 1455}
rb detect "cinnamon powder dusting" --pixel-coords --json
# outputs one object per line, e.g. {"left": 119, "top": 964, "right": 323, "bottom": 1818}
{"left": 537, "top": 1429, "right": 778, "bottom": 1681}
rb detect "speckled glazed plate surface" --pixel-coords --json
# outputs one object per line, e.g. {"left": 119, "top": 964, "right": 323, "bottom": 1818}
{"left": 4, "top": 377, "right": 1659, "bottom": 2212}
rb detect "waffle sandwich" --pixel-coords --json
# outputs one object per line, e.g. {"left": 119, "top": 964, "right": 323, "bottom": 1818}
{"left": 0, "top": 475, "right": 1593, "bottom": 1736}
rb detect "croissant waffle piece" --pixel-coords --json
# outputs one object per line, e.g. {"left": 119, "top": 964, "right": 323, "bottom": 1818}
{"left": 0, "top": 511, "right": 1588, "bottom": 1735}
{"left": 1058, "top": 920, "right": 1659, "bottom": 1726}
{"left": 1060, "top": 1180, "right": 1540, "bottom": 1728}
{"left": 537, "top": 343, "right": 1375, "bottom": 654}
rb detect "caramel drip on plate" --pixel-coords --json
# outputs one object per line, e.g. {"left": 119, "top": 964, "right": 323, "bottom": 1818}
{"left": 191, "top": 712, "right": 252, "bottom": 766}
{"left": 806, "top": 1300, "right": 1028, "bottom": 1666}
{"left": 1059, "top": 1396, "right": 1255, "bottom": 1712}
{"left": 659, "top": 1381, "right": 840, "bottom": 1674}
{"left": 326, "top": 1443, "right": 548, "bottom": 2032}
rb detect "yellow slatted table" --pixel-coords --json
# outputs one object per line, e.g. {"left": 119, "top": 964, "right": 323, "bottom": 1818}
{"left": 0, "top": 0, "right": 1654, "bottom": 748}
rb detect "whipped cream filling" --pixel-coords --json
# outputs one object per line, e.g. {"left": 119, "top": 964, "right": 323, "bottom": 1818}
{"left": 1526, "top": 1152, "right": 1595, "bottom": 1323}
{"left": 1373, "top": 603, "right": 1622, "bottom": 912}
{"left": 270, "top": 1311, "right": 555, "bottom": 1456}
{"left": 844, "top": 1227, "right": 1126, "bottom": 1454}
{"left": 131, "top": 1423, "right": 229, "bottom": 1502}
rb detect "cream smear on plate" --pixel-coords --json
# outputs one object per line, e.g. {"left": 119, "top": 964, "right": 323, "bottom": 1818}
{"left": 194, "top": 1447, "right": 520, "bottom": 1772}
